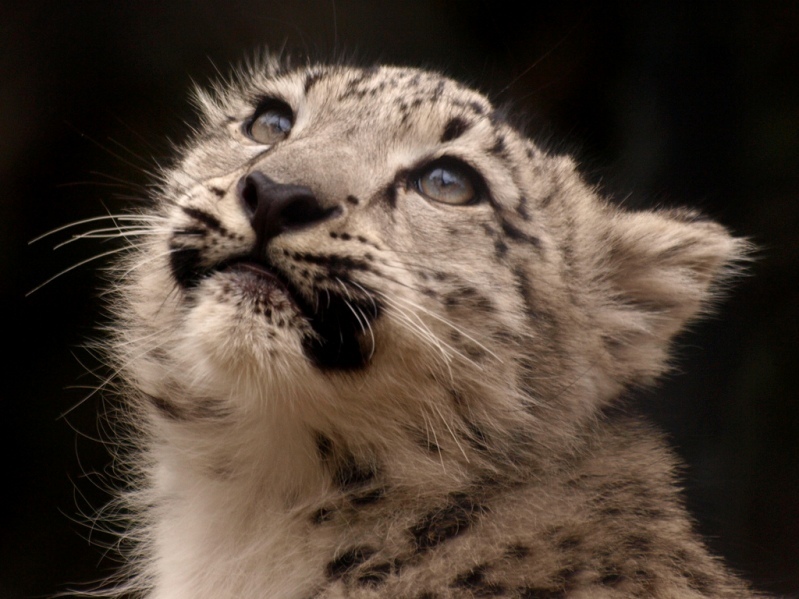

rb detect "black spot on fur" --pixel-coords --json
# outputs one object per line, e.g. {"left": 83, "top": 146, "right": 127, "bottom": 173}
{"left": 410, "top": 493, "right": 486, "bottom": 552}
{"left": 304, "top": 71, "right": 324, "bottom": 94}
{"left": 356, "top": 561, "right": 393, "bottom": 586}
{"left": 500, "top": 219, "right": 541, "bottom": 249}
{"left": 144, "top": 394, "right": 186, "bottom": 420}
{"left": 300, "top": 289, "right": 381, "bottom": 370}
{"left": 335, "top": 458, "right": 376, "bottom": 490}
{"left": 326, "top": 546, "right": 375, "bottom": 579}
{"left": 181, "top": 206, "right": 225, "bottom": 233}
{"left": 505, "top": 544, "right": 531, "bottom": 559}
{"left": 516, "top": 196, "right": 530, "bottom": 220}
{"left": 315, "top": 433, "right": 334, "bottom": 459}
{"left": 209, "top": 186, "right": 225, "bottom": 198}
{"left": 494, "top": 238, "right": 508, "bottom": 259}
{"left": 311, "top": 507, "right": 335, "bottom": 524}
{"left": 469, "top": 101, "right": 485, "bottom": 115}
{"left": 685, "top": 571, "right": 716, "bottom": 594}
{"left": 350, "top": 487, "right": 385, "bottom": 506}
{"left": 490, "top": 135, "right": 506, "bottom": 155}
{"left": 555, "top": 567, "right": 577, "bottom": 585}
{"left": 452, "top": 564, "right": 505, "bottom": 596}
{"left": 556, "top": 535, "right": 582, "bottom": 551}
{"left": 346, "top": 195, "right": 360, "bottom": 205}
{"left": 441, "top": 117, "right": 470, "bottom": 142}
{"left": 314, "top": 433, "right": 378, "bottom": 490}
{"left": 444, "top": 287, "right": 494, "bottom": 313}
{"left": 169, "top": 246, "right": 203, "bottom": 289}
{"left": 600, "top": 573, "right": 624, "bottom": 586}
{"left": 518, "top": 588, "right": 565, "bottom": 598}
{"left": 625, "top": 534, "right": 652, "bottom": 553}
{"left": 464, "top": 420, "right": 490, "bottom": 452}
{"left": 383, "top": 184, "right": 398, "bottom": 209}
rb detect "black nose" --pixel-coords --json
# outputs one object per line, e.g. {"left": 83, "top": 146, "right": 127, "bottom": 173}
{"left": 237, "top": 172, "right": 340, "bottom": 249}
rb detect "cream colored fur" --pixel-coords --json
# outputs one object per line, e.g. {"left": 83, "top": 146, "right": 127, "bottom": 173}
{"left": 98, "top": 56, "right": 759, "bottom": 598}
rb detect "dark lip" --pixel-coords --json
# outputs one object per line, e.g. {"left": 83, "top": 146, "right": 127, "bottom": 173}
{"left": 223, "top": 260, "right": 285, "bottom": 286}
{"left": 219, "top": 258, "right": 301, "bottom": 306}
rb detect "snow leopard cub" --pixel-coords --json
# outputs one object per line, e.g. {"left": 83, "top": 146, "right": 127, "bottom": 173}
{"left": 104, "top": 56, "right": 761, "bottom": 598}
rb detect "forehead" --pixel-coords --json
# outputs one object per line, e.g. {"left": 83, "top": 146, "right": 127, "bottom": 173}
{"left": 239, "top": 64, "right": 497, "bottom": 135}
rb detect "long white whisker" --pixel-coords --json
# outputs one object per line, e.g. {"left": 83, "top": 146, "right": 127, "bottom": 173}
{"left": 29, "top": 215, "right": 153, "bottom": 244}
{"left": 376, "top": 293, "right": 486, "bottom": 372}
{"left": 27, "top": 246, "right": 132, "bottom": 296}
{"left": 386, "top": 292, "right": 502, "bottom": 361}
{"left": 53, "top": 227, "right": 162, "bottom": 249}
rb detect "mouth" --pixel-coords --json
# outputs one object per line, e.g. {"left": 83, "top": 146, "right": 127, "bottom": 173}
{"left": 174, "top": 250, "right": 380, "bottom": 370}
{"left": 220, "top": 259, "right": 300, "bottom": 308}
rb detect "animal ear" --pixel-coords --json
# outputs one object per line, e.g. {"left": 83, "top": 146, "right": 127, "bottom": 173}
{"left": 592, "top": 207, "right": 750, "bottom": 386}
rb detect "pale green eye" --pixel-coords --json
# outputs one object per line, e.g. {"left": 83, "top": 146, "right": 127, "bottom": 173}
{"left": 246, "top": 102, "right": 293, "bottom": 145}
{"left": 417, "top": 164, "right": 477, "bottom": 205}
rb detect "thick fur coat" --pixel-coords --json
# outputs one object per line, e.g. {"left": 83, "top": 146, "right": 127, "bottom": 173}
{"left": 101, "top": 57, "right": 758, "bottom": 598}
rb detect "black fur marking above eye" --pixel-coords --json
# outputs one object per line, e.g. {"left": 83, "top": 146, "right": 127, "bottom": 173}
{"left": 326, "top": 546, "right": 376, "bottom": 580}
{"left": 304, "top": 71, "right": 325, "bottom": 94}
{"left": 209, "top": 186, "right": 225, "bottom": 198}
{"left": 490, "top": 135, "right": 506, "bottom": 155}
{"left": 410, "top": 493, "right": 486, "bottom": 552}
{"left": 441, "top": 117, "right": 471, "bottom": 143}
{"left": 346, "top": 195, "right": 360, "bottom": 205}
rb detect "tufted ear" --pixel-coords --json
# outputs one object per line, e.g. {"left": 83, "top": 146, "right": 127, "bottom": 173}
{"left": 591, "top": 207, "right": 750, "bottom": 386}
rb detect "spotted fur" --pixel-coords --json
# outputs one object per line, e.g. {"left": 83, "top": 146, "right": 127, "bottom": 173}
{"left": 102, "top": 56, "right": 760, "bottom": 598}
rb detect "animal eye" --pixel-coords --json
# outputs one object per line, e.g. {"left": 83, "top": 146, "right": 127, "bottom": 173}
{"left": 416, "top": 160, "right": 479, "bottom": 206}
{"left": 245, "top": 100, "right": 293, "bottom": 144}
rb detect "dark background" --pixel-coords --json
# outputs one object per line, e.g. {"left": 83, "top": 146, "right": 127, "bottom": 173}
{"left": 3, "top": 1, "right": 797, "bottom": 597}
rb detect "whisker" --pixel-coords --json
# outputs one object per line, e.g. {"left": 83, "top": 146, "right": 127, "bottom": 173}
{"left": 29, "top": 215, "right": 153, "bottom": 245}
{"left": 27, "top": 246, "right": 132, "bottom": 296}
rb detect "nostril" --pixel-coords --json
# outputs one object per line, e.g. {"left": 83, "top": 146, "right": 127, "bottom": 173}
{"left": 237, "top": 171, "right": 340, "bottom": 248}
{"left": 280, "top": 195, "right": 338, "bottom": 226}
{"left": 240, "top": 176, "right": 259, "bottom": 217}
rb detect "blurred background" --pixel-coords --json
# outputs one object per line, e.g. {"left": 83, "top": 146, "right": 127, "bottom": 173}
{"left": 3, "top": 1, "right": 797, "bottom": 597}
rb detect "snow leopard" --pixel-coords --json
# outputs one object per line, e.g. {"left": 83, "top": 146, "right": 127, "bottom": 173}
{"left": 90, "top": 55, "right": 762, "bottom": 598}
